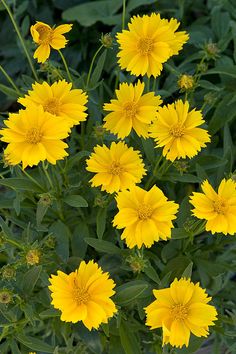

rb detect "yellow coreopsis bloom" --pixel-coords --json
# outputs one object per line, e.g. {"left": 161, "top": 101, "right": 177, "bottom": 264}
{"left": 18, "top": 80, "right": 88, "bottom": 128}
{"left": 116, "top": 13, "right": 189, "bottom": 77}
{"left": 31, "top": 22, "right": 72, "bottom": 63}
{"left": 86, "top": 141, "right": 146, "bottom": 194}
{"left": 145, "top": 278, "right": 217, "bottom": 348}
{"left": 0, "top": 106, "right": 70, "bottom": 169}
{"left": 149, "top": 100, "right": 210, "bottom": 161}
{"left": 190, "top": 178, "right": 236, "bottom": 235}
{"left": 113, "top": 185, "right": 179, "bottom": 248}
{"left": 49, "top": 260, "right": 117, "bottom": 329}
{"left": 103, "top": 81, "right": 162, "bottom": 139}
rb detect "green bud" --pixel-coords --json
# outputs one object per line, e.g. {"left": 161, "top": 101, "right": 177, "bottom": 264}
{"left": 1, "top": 265, "right": 16, "bottom": 280}
{"left": 100, "top": 33, "right": 113, "bottom": 48}
{"left": 0, "top": 290, "right": 12, "bottom": 304}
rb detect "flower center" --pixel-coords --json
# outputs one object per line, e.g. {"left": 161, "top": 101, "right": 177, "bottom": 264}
{"left": 170, "top": 124, "right": 185, "bottom": 138}
{"left": 73, "top": 279, "right": 90, "bottom": 305}
{"left": 137, "top": 204, "right": 153, "bottom": 220}
{"left": 171, "top": 304, "right": 188, "bottom": 320}
{"left": 137, "top": 37, "right": 154, "bottom": 55}
{"left": 109, "top": 162, "right": 124, "bottom": 175}
{"left": 213, "top": 199, "right": 227, "bottom": 214}
{"left": 123, "top": 102, "right": 138, "bottom": 119}
{"left": 37, "top": 25, "right": 53, "bottom": 45}
{"left": 43, "top": 98, "right": 61, "bottom": 115}
{"left": 25, "top": 127, "right": 43, "bottom": 144}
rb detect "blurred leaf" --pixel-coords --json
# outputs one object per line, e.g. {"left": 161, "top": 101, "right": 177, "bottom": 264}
{"left": 182, "top": 262, "right": 193, "bottom": 279}
{"left": 15, "top": 334, "right": 54, "bottom": 353}
{"left": 144, "top": 263, "right": 161, "bottom": 284}
{"left": 50, "top": 221, "right": 71, "bottom": 262}
{"left": 22, "top": 266, "right": 42, "bottom": 294}
{"left": 0, "top": 178, "right": 43, "bottom": 193}
{"left": 62, "top": 0, "right": 122, "bottom": 26}
{"left": 0, "top": 83, "right": 19, "bottom": 98}
{"left": 119, "top": 320, "right": 142, "bottom": 354}
{"left": 115, "top": 280, "right": 149, "bottom": 305}
{"left": 96, "top": 207, "right": 107, "bottom": 239}
{"left": 90, "top": 49, "right": 107, "bottom": 88}
{"left": 126, "top": 0, "right": 156, "bottom": 12}
{"left": 85, "top": 237, "right": 122, "bottom": 254}
{"left": 64, "top": 195, "right": 88, "bottom": 207}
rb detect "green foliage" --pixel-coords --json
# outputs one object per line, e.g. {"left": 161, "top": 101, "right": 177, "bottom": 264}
{"left": 0, "top": 0, "right": 236, "bottom": 353}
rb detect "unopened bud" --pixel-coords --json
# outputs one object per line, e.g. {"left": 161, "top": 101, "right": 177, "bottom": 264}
{"left": 26, "top": 249, "right": 41, "bottom": 266}
{"left": 204, "top": 42, "right": 220, "bottom": 59}
{"left": 1, "top": 265, "right": 16, "bottom": 280}
{"left": 100, "top": 33, "right": 113, "bottom": 48}
{"left": 126, "top": 255, "right": 147, "bottom": 273}
{"left": 0, "top": 290, "right": 12, "bottom": 304}
{"left": 39, "top": 193, "right": 53, "bottom": 207}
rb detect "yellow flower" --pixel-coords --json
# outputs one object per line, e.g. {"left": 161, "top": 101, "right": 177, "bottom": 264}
{"left": 18, "top": 80, "right": 88, "bottom": 128}
{"left": 86, "top": 141, "right": 146, "bottom": 194}
{"left": 189, "top": 178, "right": 236, "bottom": 235}
{"left": 145, "top": 278, "right": 217, "bottom": 348}
{"left": 31, "top": 22, "right": 72, "bottom": 63}
{"left": 113, "top": 185, "right": 179, "bottom": 248}
{"left": 48, "top": 260, "right": 117, "bottom": 329}
{"left": 116, "top": 13, "right": 189, "bottom": 77}
{"left": 178, "top": 74, "right": 195, "bottom": 90}
{"left": 0, "top": 106, "right": 70, "bottom": 169}
{"left": 149, "top": 100, "right": 210, "bottom": 161}
{"left": 103, "top": 81, "right": 162, "bottom": 139}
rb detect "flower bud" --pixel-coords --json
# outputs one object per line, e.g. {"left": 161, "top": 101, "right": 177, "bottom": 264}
{"left": 126, "top": 255, "right": 147, "bottom": 273}
{"left": 0, "top": 290, "right": 12, "bottom": 304}
{"left": 100, "top": 33, "right": 113, "bottom": 48}
{"left": 178, "top": 74, "right": 194, "bottom": 91}
{"left": 26, "top": 249, "right": 41, "bottom": 266}
{"left": 1, "top": 265, "right": 16, "bottom": 280}
{"left": 38, "top": 193, "right": 53, "bottom": 207}
{"left": 204, "top": 42, "right": 220, "bottom": 59}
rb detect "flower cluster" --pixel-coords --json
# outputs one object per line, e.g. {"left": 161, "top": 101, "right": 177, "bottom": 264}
{"left": 1, "top": 7, "right": 232, "bottom": 351}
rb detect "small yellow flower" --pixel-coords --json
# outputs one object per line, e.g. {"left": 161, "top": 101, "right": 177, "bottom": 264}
{"left": 145, "top": 278, "right": 217, "bottom": 348}
{"left": 178, "top": 74, "right": 194, "bottom": 90}
{"left": 103, "top": 81, "right": 162, "bottom": 139}
{"left": 26, "top": 249, "right": 41, "bottom": 265}
{"left": 18, "top": 80, "right": 88, "bottom": 128}
{"left": 113, "top": 185, "right": 179, "bottom": 248}
{"left": 149, "top": 100, "right": 210, "bottom": 161}
{"left": 117, "top": 13, "right": 189, "bottom": 77}
{"left": 0, "top": 106, "right": 70, "bottom": 169}
{"left": 189, "top": 178, "right": 236, "bottom": 235}
{"left": 49, "top": 260, "right": 117, "bottom": 329}
{"left": 31, "top": 22, "right": 72, "bottom": 63}
{"left": 86, "top": 141, "right": 146, "bottom": 194}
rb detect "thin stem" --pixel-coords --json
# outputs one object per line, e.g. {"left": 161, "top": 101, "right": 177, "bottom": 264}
{"left": 1, "top": 0, "right": 38, "bottom": 81}
{"left": 21, "top": 167, "right": 44, "bottom": 191}
{"left": 42, "top": 162, "right": 54, "bottom": 190}
{"left": 5, "top": 237, "right": 24, "bottom": 250}
{"left": 122, "top": 0, "right": 126, "bottom": 29}
{"left": 58, "top": 49, "right": 73, "bottom": 83}
{"left": 0, "top": 65, "right": 21, "bottom": 95}
{"left": 86, "top": 45, "right": 104, "bottom": 88}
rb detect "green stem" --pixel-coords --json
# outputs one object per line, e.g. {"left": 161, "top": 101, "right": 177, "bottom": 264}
{"left": 1, "top": 0, "right": 38, "bottom": 81}
{"left": 21, "top": 168, "right": 44, "bottom": 191}
{"left": 42, "top": 162, "right": 54, "bottom": 190}
{"left": 145, "top": 154, "right": 163, "bottom": 189}
{"left": 122, "top": 0, "right": 126, "bottom": 29}
{"left": 0, "top": 65, "right": 21, "bottom": 95}
{"left": 5, "top": 237, "right": 24, "bottom": 250}
{"left": 86, "top": 45, "right": 104, "bottom": 88}
{"left": 58, "top": 49, "right": 73, "bottom": 83}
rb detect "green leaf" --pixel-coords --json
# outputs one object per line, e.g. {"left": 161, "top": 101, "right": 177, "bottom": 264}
{"left": 39, "top": 308, "right": 60, "bottom": 319}
{"left": 208, "top": 93, "right": 236, "bottom": 134}
{"left": 36, "top": 202, "right": 49, "bottom": 226}
{"left": 90, "top": 49, "right": 107, "bottom": 88}
{"left": 0, "top": 83, "right": 19, "bottom": 98}
{"left": 96, "top": 208, "right": 107, "bottom": 239}
{"left": 144, "top": 264, "right": 161, "bottom": 284}
{"left": 163, "top": 173, "right": 201, "bottom": 183}
{"left": 182, "top": 262, "right": 193, "bottom": 279}
{"left": 126, "top": 0, "right": 156, "bottom": 12}
{"left": 15, "top": 334, "right": 54, "bottom": 353}
{"left": 171, "top": 228, "right": 191, "bottom": 239}
{"left": 119, "top": 320, "right": 142, "bottom": 354}
{"left": 71, "top": 223, "right": 89, "bottom": 258}
{"left": 50, "top": 221, "right": 71, "bottom": 261}
{"left": 85, "top": 237, "right": 121, "bottom": 254}
{"left": 66, "top": 150, "right": 90, "bottom": 170}
{"left": 62, "top": 0, "right": 122, "bottom": 26}
{"left": 22, "top": 266, "right": 42, "bottom": 294}
{"left": 0, "top": 216, "right": 14, "bottom": 239}
{"left": 114, "top": 280, "right": 149, "bottom": 305}
{"left": 204, "top": 65, "right": 236, "bottom": 78}
{"left": 64, "top": 195, "right": 88, "bottom": 208}
{"left": 0, "top": 178, "right": 43, "bottom": 192}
